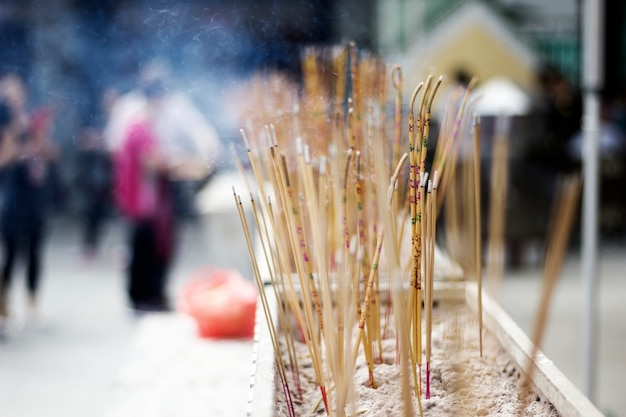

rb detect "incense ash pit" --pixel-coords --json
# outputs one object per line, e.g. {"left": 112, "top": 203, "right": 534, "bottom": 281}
{"left": 274, "top": 301, "right": 559, "bottom": 417}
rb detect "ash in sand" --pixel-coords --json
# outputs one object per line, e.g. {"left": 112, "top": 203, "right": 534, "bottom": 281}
{"left": 275, "top": 302, "right": 558, "bottom": 417}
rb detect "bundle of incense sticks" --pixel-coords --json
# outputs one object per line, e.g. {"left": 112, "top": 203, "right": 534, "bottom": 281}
{"left": 233, "top": 44, "right": 481, "bottom": 416}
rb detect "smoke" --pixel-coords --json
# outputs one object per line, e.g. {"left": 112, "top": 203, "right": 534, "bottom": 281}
{"left": 0, "top": 0, "right": 361, "bottom": 210}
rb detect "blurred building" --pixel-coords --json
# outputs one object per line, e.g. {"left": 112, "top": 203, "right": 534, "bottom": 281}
{"left": 375, "top": 0, "right": 626, "bottom": 95}
{"left": 379, "top": 1, "right": 541, "bottom": 98}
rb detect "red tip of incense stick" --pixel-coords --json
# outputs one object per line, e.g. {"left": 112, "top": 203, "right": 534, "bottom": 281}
{"left": 294, "top": 371, "right": 303, "bottom": 400}
{"left": 320, "top": 386, "right": 329, "bottom": 415}
{"left": 369, "top": 371, "right": 377, "bottom": 389}
{"left": 426, "top": 362, "right": 431, "bottom": 399}
{"left": 281, "top": 376, "right": 296, "bottom": 417}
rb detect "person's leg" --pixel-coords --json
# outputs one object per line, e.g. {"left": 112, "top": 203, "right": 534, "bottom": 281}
{"left": 84, "top": 200, "right": 97, "bottom": 254}
{"left": 0, "top": 234, "right": 18, "bottom": 319}
{"left": 84, "top": 191, "right": 107, "bottom": 256}
{"left": 138, "top": 220, "right": 168, "bottom": 311}
{"left": 26, "top": 227, "right": 43, "bottom": 311}
{"left": 151, "top": 214, "right": 176, "bottom": 311}
{"left": 150, "top": 252, "right": 170, "bottom": 311}
{"left": 128, "top": 221, "right": 153, "bottom": 310}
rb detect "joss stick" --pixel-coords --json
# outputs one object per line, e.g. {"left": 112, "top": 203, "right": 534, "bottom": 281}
{"left": 233, "top": 191, "right": 296, "bottom": 417}
{"left": 436, "top": 89, "right": 464, "bottom": 262}
{"left": 444, "top": 172, "right": 461, "bottom": 269}
{"left": 486, "top": 117, "right": 510, "bottom": 301}
{"left": 249, "top": 191, "right": 303, "bottom": 399}
{"left": 353, "top": 237, "right": 381, "bottom": 389}
{"left": 422, "top": 178, "right": 431, "bottom": 399}
{"left": 229, "top": 143, "right": 254, "bottom": 197}
{"left": 411, "top": 74, "right": 433, "bottom": 394}
{"left": 378, "top": 59, "right": 387, "bottom": 160}
{"left": 416, "top": 77, "right": 443, "bottom": 396}
{"left": 294, "top": 141, "right": 330, "bottom": 341}
{"left": 351, "top": 154, "right": 409, "bottom": 391}
{"left": 391, "top": 65, "right": 403, "bottom": 170}
{"left": 354, "top": 151, "right": 366, "bottom": 320}
{"left": 518, "top": 176, "right": 581, "bottom": 415}
{"left": 338, "top": 148, "right": 353, "bottom": 283}
{"left": 472, "top": 115, "right": 483, "bottom": 357}
{"left": 373, "top": 135, "right": 418, "bottom": 416}
{"left": 406, "top": 81, "right": 423, "bottom": 398}
{"left": 241, "top": 129, "right": 325, "bottom": 404}
{"left": 365, "top": 105, "right": 384, "bottom": 365}
{"left": 419, "top": 76, "right": 443, "bottom": 181}
{"left": 349, "top": 42, "right": 363, "bottom": 152}
{"left": 391, "top": 271, "right": 418, "bottom": 417}
{"left": 425, "top": 171, "right": 438, "bottom": 399}
{"left": 279, "top": 152, "right": 325, "bottom": 340}
{"left": 353, "top": 147, "right": 382, "bottom": 362}
{"left": 434, "top": 77, "right": 478, "bottom": 206}
{"left": 332, "top": 45, "right": 348, "bottom": 114}
{"left": 299, "top": 144, "right": 349, "bottom": 412}
{"left": 291, "top": 144, "right": 326, "bottom": 342}
{"left": 269, "top": 142, "right": 328, "bottom": 413}
{"left": 431, "top": 87, "right": 463, "bottom": 220}
{"left": 347, "top": 99, "right": 356, "bottom": 152}
{"left": 240, "top": 129, "right": 271, "bottom": 219}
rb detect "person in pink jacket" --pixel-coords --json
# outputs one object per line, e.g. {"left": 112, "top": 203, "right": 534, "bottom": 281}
{"left": 114, "top": 79, "right": 175, "bottom": 313}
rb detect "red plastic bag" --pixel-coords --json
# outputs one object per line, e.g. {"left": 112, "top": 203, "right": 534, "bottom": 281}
{"left": 180, "top": 268, "right": 258, "bottom": 339}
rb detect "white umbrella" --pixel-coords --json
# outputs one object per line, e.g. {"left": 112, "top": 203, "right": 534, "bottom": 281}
{"left": 473, "top": 76, "right": 531, "bottom": 117}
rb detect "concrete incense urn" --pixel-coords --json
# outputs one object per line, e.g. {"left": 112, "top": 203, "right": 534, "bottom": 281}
{"left": 246, "top": 275, "right": 604, "bottom": 417}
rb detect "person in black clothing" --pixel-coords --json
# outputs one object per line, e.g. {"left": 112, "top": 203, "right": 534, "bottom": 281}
{"left": 0, "top": 73, "right": 57, "bottom": 329}
{"left": 78, "top": 127, "right": 112, "bottom": 259}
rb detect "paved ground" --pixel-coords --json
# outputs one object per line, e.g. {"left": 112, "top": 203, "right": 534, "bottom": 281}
{"left": 0, "top": 214, "right": 623, "bottom": 416}
{"left": 0, "top": 215, "right": 254, "bottom": 417}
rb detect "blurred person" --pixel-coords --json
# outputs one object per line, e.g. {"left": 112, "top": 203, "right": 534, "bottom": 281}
{"left": 0, "top": 73, "right": 58, "bottom": 332}
{"left": 568, "top": 99, "right": 626, "bottom": 236}
{"left": 104, "top": 61, "right": 220, "bottom": 174}
{"left": 106, "top": 61, "right": 220, "bottom": 313}
{"left": 76, "top": 88, "right": 118, "bottom": 260}
{"left": 0, "top": 98, "right": 11, "bottom": 336}
{"left": 105, "top": 62, "right": 221, "bottom": 219}
{"left": 114, "top": 76, "right": 216, "bottom": 313}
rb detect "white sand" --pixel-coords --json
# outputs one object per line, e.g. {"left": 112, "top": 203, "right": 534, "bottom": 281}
{"left": 274, "top": 302, "right": 559, "bottom": 417}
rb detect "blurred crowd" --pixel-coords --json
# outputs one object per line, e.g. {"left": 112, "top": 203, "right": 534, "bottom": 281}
{"left": 0, "top": 62, "right": 222, "bottom": 336}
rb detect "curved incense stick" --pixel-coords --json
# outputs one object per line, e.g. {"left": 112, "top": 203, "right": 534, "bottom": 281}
{"left": 407, "top": 81, "right": 424, "bottom": 398}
